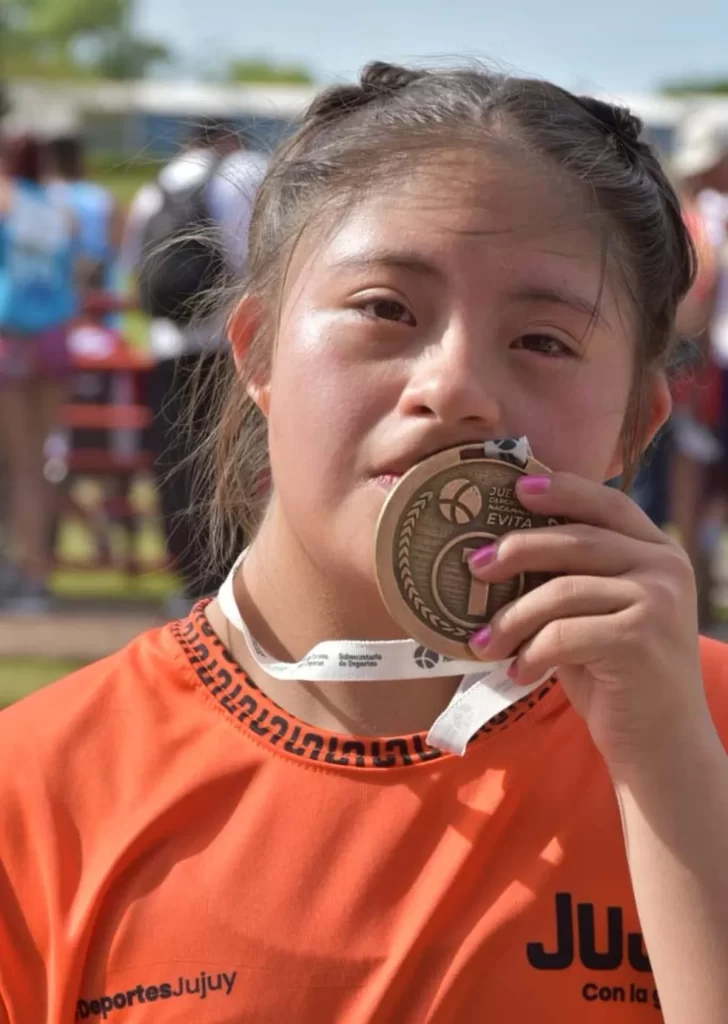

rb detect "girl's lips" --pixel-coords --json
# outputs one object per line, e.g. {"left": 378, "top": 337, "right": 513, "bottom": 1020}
{"left": 372, "top": 474, "right": 402, "bottom": 491}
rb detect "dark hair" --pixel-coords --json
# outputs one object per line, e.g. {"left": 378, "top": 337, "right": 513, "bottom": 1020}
{"left": 205, "top": 61, "right": 696, "bottom": 557}
{"left": 47, "top": 135, "right": 84, "bottom": 179}
{"left": 186, "top": 119, "right": 239, "bottom": 150}
{"left": 5, "top": 134, "right": 44, "bottom": 184}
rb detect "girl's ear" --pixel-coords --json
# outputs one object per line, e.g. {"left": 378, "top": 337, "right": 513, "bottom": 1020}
{"left": 606, "top": 371, "right": 672, "bottom": 480}
{"left": 228, "top": 296, "right": 271, "bottom": 417}
{"left": 641, "top": 372, "right": 672, "bottom": 449}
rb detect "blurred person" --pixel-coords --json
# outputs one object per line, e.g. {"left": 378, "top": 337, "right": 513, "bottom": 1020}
{"left": 45, "top": 135, "right": 134, "bottom": 551}
{"left": 46, "top": 135, "right": 124, "bottom": 298}
{"left": 121, "top": 121, "right": 267, "bottom": 610}
{"left": 669, "top": 119, "right": 728, "bottom": 622}
{"left": 632, "top": 191, "right": 720, "bottom": 527}
{"left": 631, "top": 185, "right": 716, "bottom": 530}
{"left": 207, "top": 132, "right": 269, "bottom": 276}
{"left": 0, "top": 134, "right": 77, "bottom": 612}
{"left": 0, "top": 136, "right": 10, "bottom": 598}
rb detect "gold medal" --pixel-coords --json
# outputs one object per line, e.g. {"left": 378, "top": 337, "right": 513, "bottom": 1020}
{"left": 375, "top": 443, "right": 562, "bottom": 660}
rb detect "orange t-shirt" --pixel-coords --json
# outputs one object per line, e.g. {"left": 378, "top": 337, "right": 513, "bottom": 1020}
{"left": 1, "top": 604, "right": 728, "bottom": 1023}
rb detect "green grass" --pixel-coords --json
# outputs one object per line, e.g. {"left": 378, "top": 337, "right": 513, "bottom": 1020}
{"left": 53, "top": 568, "right": 177, "bottom": 601}
{"left": 50, "top": 478, "right": 179, "bottom": 601}
{"left": 0, "top": 473, "right": 176, "bottom": 700}
{"left": 121, "top": 310, "right": 151, "bottom": 350}
{"left": 55, "top": 478, "right": 162, "bottom": 551}
{"left": 90, "top": 157, "right": 159, "bottom": 207}
{"left": 1, "top": 490, "right": 177, "bottom": 706}
{"left": 0, "top": 474, "right": 176, "bottom": 707}
{"left": 0, "top": 658, "right": 85, "bottom": 710}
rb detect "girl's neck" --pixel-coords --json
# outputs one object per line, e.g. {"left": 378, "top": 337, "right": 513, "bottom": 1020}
{"left": 205, "top": 507, "right": 461, "bottom": 737}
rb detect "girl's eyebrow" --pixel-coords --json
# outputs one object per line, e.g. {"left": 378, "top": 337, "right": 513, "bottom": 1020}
{"left": 330, "top": 253, "right": 609, "bottom": 329}
{"left": 331, "top": 250, "right": 444, "bottom": 280}
{"left": 512, "top": 286, "right": 608, "bottom": 329}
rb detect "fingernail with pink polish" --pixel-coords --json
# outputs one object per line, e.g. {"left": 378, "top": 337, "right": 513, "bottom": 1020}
{"left": 471, "top": 626, "right": 492, "bottom": 650}
{"left": 507, "top": 660, "right": 520, "bottom": 680}
{"left": 518, "top": 475, "right": 551, "bottom": 495}
{"left": 468, "top": 544, "right": 498, "bottom": 570}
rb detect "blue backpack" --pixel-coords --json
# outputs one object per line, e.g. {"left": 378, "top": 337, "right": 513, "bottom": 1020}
{"left": 0, "top": 180, "right": 77, "bottom": 334}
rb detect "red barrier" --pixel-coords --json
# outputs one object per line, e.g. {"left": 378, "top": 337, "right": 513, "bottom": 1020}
{"left": 54, "top": 319, "right": 165, "bottom": 574}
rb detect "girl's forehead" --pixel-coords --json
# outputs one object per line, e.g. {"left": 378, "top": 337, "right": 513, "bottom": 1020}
{"left": 319, "top": 151, "right": 604, "bottom": 274}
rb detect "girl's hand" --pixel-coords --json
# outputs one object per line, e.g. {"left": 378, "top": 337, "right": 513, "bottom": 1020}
{"left": 468, "top": 473, "right": 711, "bottom": 780}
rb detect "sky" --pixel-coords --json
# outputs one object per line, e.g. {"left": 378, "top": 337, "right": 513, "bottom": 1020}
{"left": 136, "top": 0, "right": 728, "bottom": 97}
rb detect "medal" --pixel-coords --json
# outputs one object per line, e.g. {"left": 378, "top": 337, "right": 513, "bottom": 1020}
{"left": 375, "top": 440, "right": 562, "bottom": 660}
{"left": 217, "top": 438, "right": 558, "bottom": 755}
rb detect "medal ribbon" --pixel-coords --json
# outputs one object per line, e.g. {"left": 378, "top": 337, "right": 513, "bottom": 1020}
{"left": 217, "top": 437, "right": 551, "bottom": 756}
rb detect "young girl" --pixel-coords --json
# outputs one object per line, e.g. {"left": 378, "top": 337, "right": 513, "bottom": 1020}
{"left": 1, "top": 63, "right": 727, "bottom": 1023}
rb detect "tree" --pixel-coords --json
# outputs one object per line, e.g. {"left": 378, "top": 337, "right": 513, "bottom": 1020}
{"left": 16, "top": 0, "right": 126, "bottom": 44}
{"left": 3, "top": 0, "right": 171, "bottom": 80}
{"left": 660, "top": 77, "right": 728, "bottom": 97}
{"left": 0, "top": 7, "right": 11, "bottom": 113}
{"left": 95, "top": 37, "right": 170, "bottom": 80}
{"left": 227, "top": 58, "right": 314, "bottom": 86}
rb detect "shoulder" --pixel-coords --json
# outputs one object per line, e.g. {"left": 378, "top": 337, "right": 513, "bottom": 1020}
{"left": 213, "top": 151, "right": 268, "bottom": 195}
{"left": 0, "top": 624, "right": 186, "bottom": 801}
{"left": 85, "top": 180, "right": 113, "bottom": 201}
{"left": 159, "top": 151, "right": 213, "bottom": 192}
{"left": 208, "top": 152, "right": 267, "bottom": 229}
{"left": 217, "top": 150, "right": 268, "bottom": 179}
{"left": 0, "top": 622, "right": 209, "bottom": 903}
{"left": 66, "top": 179, "right": 112, "bottom": 207}
{"left": 0, "top": 623, "right": 193, "bottom": 1010}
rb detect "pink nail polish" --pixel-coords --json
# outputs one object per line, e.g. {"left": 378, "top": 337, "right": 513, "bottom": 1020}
{"left": 507, "top": 661, "right": 519, "bottom": 680}
{"left": 518, "top": 475, "right": 551, "bottom": 495}
{"left": 471, "top": 626, "right": 492, "bottom": 649}
{"left": 469, "top": 544, "right": 498, "bottom": 570}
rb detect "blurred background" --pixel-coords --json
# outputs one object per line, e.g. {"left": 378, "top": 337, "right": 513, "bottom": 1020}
{"left": 2, "top": 0, "right": 728, "bottom": 708}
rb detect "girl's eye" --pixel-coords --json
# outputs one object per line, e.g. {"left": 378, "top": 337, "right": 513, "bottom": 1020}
{"left": 359, "top": 299, "right": 416, "bottom": 325}
{"left": 512, "top": 334, "right": 576, "bottom": 358}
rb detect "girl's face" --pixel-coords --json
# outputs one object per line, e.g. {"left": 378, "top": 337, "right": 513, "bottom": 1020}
{"left": 255, "top": 152, "right": 667, "bottom": 590}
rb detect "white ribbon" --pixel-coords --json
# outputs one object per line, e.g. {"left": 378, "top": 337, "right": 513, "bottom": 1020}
{"left": 217, "top": 437, "right": 549, "bottom": 756}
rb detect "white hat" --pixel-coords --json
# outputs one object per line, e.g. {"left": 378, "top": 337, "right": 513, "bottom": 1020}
{"left": 672, "top": 116, "right": 728, "bottom": 178}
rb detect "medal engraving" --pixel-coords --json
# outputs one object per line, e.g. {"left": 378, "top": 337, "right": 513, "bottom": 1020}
{"left": 376, "top": 444, "right": 561, "bottom": 660}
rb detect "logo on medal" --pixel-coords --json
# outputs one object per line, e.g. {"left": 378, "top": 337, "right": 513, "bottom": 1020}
{"left": 376, "top": 445, "right": 561, "bottom": 660}
{"left": 437, "top": 479, "right": 483, "bottom": 524}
